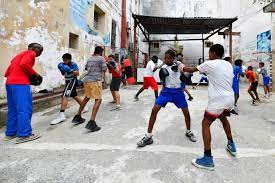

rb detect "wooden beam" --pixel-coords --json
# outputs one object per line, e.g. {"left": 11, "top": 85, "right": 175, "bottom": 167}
{"left": 218, "top": 32, "right": 240, "bottom": 36}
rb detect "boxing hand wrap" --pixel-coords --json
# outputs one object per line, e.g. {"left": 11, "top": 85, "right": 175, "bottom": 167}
{"left": 159, "top": 68, "right": 169, "bottom": 83}
{"left": 171, "top": 62, "right": 179, "bottom": 72}
{"left": 58, "top": 63, "right": 73, "bottom": 73}
{"left": 30, "top": 74, "right": 43, "bottom": 86}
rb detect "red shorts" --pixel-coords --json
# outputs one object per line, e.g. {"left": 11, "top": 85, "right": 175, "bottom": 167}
{"left": 204, "top": 109, "right": 231, "bottom": 122}
{"left": 143, "top": 77, "right": 158, "bottom": 91}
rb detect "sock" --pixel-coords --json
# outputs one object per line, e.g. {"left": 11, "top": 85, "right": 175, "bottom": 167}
{"left": 227, "top": 137, "right": 233, "bottom": 143}
{"left": 60, "top": 110, "right": 65, "bottom": 112}
{"left": 204, "top": 149, "right": 212, "bottom": 157}
{"left": 116, "top": 105, "right": 121, "bottom": 108}
{"left": 186, "top": 129, "right": 191, "bottom": 134}
{"left": 146, "top": 133, "right": 153, "bottom": 137}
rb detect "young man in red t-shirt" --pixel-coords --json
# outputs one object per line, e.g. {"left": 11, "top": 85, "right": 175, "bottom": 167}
{"left": 245, "top": 66, "right": 260, "bottom": 104}
{"left": 107, "top": 55, "right": 122, "bottom": 111}
{"left": 4, "top": 43, "right": 43, "bottom": 143}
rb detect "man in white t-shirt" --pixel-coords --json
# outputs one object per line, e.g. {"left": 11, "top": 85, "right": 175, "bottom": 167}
{"left": 183, "top": 44, "right": 236, "bottom": 171}
{"left": 135, "top": 56, "right": 160, "bottom": 101}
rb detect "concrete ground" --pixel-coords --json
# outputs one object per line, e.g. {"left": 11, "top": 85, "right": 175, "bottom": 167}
{"left": 0, "top": 85, "right": 275, "bottom": 183}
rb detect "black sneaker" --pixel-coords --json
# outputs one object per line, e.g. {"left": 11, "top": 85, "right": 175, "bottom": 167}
{"left": 188, "top": 96, "right": 193, "bottom": 101}
{"left": 72, "top": 115, "right": 85, "bottom": 124}
{"left": 230, "top": 109, "right": 238, "bottom": 115}
{"left": 137, "top": 135, "right": 153, "bottom": 147}
{"left": 85, "top": 120, "right": 101, "bottom": 132}
{"left": 134, "top": 95, "right": 139, "bottom": 101}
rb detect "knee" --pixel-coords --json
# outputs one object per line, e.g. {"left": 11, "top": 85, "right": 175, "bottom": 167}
{"left": 151, "top": 108, "right": 159, "bottom": 116}
{"left": 202, "top": 118, "right": 212, "bottom": 127}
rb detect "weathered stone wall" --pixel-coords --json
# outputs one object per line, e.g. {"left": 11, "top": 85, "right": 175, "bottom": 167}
{"left": 0, "top": 0, "right": 139, "bottom": 98}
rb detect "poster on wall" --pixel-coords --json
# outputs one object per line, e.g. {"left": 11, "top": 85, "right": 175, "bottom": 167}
{"left": 69, "top": 0, "right": 97, "bottom": 35}
{"left": 257, "top": 30, "right": 271, "bottom": 63}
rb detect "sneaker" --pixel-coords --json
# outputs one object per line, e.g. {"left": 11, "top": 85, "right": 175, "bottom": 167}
{"left": 188, "top": 96, "right": 193, "bottom": 101}
{"left": 192, "top": 155, "right": 215, "bottom": 171}
{"left": 134, "top": 95, "right": 139, "bottom": 101}
{"left": 110, "top": 106, "right": 121, "bottom": 111}
{"left": 50, "top": 112, "right": 66, "bottom": 125}
{"left": 85, "top": 120, "right": 101, "bottom": 132}
{"left": 72, "top": 115, "right": 85, "bottom": 124}
{"left": 185, "top": 130, "right": 197, "bottom": 142}
{"left": 226, "top": 141, "right": 237, "bottom": 156}
{"left": 3, "top": 135, "right": 16, "bottom": 141}
{"left": 15, "top": 133, "right": 41, "bottom": 144}
{"left": 252, "top": 100, "right": 256, "bottom": 105}
{"left": 230, "top": 109, "right": 238, "bottom": 115}
{"left": 137, "top": 135, "right": 153, "bottom": 147}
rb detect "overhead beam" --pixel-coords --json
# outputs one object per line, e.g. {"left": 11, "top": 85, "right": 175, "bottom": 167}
{"left": 132, "top": 14, "right": 149, "bottom": 41}
{"left": 143, "top": 38, "right": 203, "bottom": 42}
{"left": 204, "top": 26, "right": 228, "bottom": 40}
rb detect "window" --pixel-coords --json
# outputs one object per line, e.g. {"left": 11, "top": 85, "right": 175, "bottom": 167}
{"left": 94, "top": 12, "right": 99, "bottom": 30}
{"left": 69, "top": 33, "right": 79, "bottom": 49}
{"left": 93, "top": 4, "right": 106, "bottom": 34}
{"left": 150, "top": 42, "right": 160, "bottom": 52}
{"left": 111, "top": 20, "right": 117, "bottom": 49}
{"left": 153, "top": 42, "right": 159, "bottom": 49}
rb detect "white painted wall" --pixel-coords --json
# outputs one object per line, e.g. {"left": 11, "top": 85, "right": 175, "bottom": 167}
{"left": 139, "top": 0, "right": 272, "bottom": 72}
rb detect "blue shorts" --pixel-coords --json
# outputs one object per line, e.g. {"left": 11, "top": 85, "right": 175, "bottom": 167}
{"left": 156, "top": 87, "right": 188, "bottom": 108}
{"left": 181, "top": 82, "right": 186, "bottom": 89}
{"left": 263, "top": 76, "right": 270, "bottom": 86}
{"left": 200, "top": 77, "right": 208, "bottom": 83}
{"left": 232, "top": 81, "right": 239, "bottom": 94}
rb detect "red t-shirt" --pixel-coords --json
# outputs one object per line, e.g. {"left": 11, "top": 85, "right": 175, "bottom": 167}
{"left": 110, "top": 63, "right": 121, "bottom": 78}
{"left": 5, "top": 50, "right": 37, "bottom": 85}
{"left": 124, "top": 59, "right": 131, "bottom": 67}
{"left": 245, "top": 70, "right": 257, "bottom": 83}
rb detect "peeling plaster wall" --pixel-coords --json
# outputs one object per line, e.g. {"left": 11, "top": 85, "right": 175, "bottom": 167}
{"left": 0, "top": 0, "right": 129, "bottom": 98}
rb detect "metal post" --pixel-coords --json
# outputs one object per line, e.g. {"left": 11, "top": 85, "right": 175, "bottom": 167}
{"left": 133, "top": 21, "right": 137, "bottom": 69}
{"left": 229, "top": 24, "right": 233, "bottom": 63}
{"left": 120, "top": 0, "right": 127, "bottom": 55}
{"left": 148, "top": 34, "right": 151, "bottom": 58}
{"left": 202, "top": 34, "right": 205, "bottom": 63}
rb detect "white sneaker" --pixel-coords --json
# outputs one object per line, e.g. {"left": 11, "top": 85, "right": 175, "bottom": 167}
{"left": 50, "top": 112, "right": 66, "bottom": 125}
{"left": 185, "top": 130, "right": 197, "bottom": 142}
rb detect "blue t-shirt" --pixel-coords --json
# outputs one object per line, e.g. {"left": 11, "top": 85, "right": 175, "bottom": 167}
{"left": 233, "top": 66, "right": 243, "bottom": 83}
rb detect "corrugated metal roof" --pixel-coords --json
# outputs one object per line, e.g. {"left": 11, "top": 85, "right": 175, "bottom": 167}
{"left": 133, "top": 14, "right": 238, "bottom": 34}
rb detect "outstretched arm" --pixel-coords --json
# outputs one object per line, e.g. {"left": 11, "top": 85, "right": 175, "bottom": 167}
{"left": 182, "top": 67, "right": 199, "bottom": 73}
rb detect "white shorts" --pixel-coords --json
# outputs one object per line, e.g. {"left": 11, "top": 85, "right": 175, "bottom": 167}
{"left": 206, "top": 95, "right": 234, "bottom": 117}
